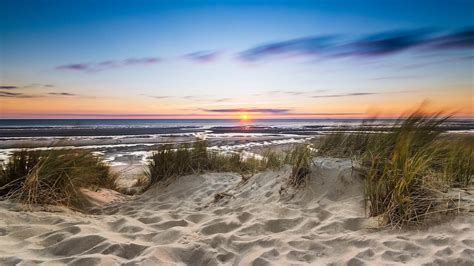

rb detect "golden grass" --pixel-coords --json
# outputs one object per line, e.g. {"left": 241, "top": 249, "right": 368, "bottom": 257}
{"left": 133, "top": 175, "right": 150, "bottom": 188}
{"left": 285, "top": 145, "right": 313, "bottom": 187}
{"left": 145, "top": 140, "right": 288, "bottom": 188}
{"left": 436, "top": 136, "right": 473, "bottom": 187}
{"left": 145, "top": 139, "right": 317, "bottom": 191}
{"left": 315, "top": 110, "right": 473, "bottom": 227}
{"left": 0, "top": 149, "right": 116, "bottom": 209}
{"left": 0, "top": 150, "right": 41, "bottom": 197}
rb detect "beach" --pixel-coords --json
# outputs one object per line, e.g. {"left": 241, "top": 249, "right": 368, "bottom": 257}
{"left": 1, "top": 119, "right": 472, "bottom": 165}
{"left": 1, "top": 157, "right": 473, "bottom": 265}
{"left": 2, "top": 0, "right": 474, "bottom": 264}
{"left": 0, "top": 119, "right": 473, "bottom": 265}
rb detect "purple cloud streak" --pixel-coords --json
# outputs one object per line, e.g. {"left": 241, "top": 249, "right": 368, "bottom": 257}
{"left": 48, "top": 92, "right": 77, "bottom": 96}
{"left": 0, "top": 86, "right": 19, "bottom": 90}
{"left": 184, "top": 50, "right": 220, "bottom": 63}
{"left": 238, "top": 27, "right": 474, "bottom": 61}
{"left": 0, "top": 91, "right": 39, "bottom": 98}
{"left": 56, "top": 57, "right": 161, "bottom": 72}
{"left": 202, "top": 108, "right": 290, "bottom": 114}
{"left": 312, "top": 92, "right": 377, "bottom": 98}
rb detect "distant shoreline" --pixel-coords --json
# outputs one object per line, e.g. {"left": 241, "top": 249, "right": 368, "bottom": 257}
{"left": 1, "top": 119, "right": 473, "bottom": 137}
{"left": 1, "top": 119, "right": 472, "bottom": 166}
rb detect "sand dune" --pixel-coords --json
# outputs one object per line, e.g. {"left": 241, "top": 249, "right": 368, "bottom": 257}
{"left": 1, "top": 158, "right": 473, "bottom": 265}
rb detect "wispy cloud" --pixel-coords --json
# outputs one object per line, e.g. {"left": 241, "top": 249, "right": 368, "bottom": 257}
{"left": 427, "top": 27, "right": 474, "bottom": 49}
{"left": 0, "top": 86, "right": 19, "bottom": 90}
{"left": 239, "top": 35, "right": 336, "bottom": 61}
{"left": 341, "top": 29, "right": 431, "bottom": 57}
{"left": 48, "top": 92, "right": 77, "bottom": 96}
{"left": 238, "top": 27, "right": 473, "bottom": 62}
{"left": 57, "top": 64, "right": 89, "bottom": 71}
{"left": 142, "top": 94, "right": 220, "bottom": 101}
{"left": 8, "top": 111, "right": 364, "bottom": 119}
{"left": 181, "top": 95, "right": 200, "bottom": 100}
{"left": 214, "top": 98, "right": 233, "bottom": 102}
{"left": 184, "top": 50, "right": 220, "bottom": 63}
{"left": 15, "top": 113, "right": 226, "bottom": 118}
{"left": 0, "top": 91, "right": 22, "bottom": 97}
{"left": 201, "top": 108, "right": 363, "bottom": 116}
{"left": 142, "top": 94, "right": 200, "bottom": 100}
{"left": 0, "top": 84, "right": 82, "bottom": 98}
{"left": 312, "top": 92, "right": 377, "bottom": 98}
{"left": 202, "top": 108, "right": 291, "bottom": 114}
{"left": 56, "top": 57, "right": 161, "bottom": 72}
{"left": 265, "top": 89, "right": 328, "bottom": 96}
{"left": 369, "top": 75, "right": 418, "bottom": 81}
{"left": 1, "top": 84, "right": 57, "bottom": 90}
{"left": 275, "top": 112, "right": 364, "bottom": 116}
{"left": 0, "top": 91, "right": 39, "bottom": 98}
{"left": 123, "top": 57, "right": 161, "bottom": 65}
{"left": 141, "top": 94, "right": 171, "bottom": 99}
{"left": 0, "top": 89, "right": 81, "bottom": 98}
{"left": 396, "top": 54, "right": 474, "bottom": 69}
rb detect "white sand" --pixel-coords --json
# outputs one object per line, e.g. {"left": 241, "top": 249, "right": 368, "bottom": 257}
{"left": 0, "top": 158, "right": 473, "bottom": 265}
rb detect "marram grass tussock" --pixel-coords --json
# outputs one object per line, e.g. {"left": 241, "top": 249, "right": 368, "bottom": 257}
{"left": 315, "top": 110, "right": 473, "bottom": 227}
{"left": 145, "top": 140, "right": 289, "bottom": 188}
{"left": 0, "top": 149, "right": 117, "bottom": 209}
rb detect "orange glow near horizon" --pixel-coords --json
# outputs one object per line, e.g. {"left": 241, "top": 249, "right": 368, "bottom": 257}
{"left": 240, "top": 113, "right": 249, "bottom": 121}
{"left": 1, "top": 2, "right": 473, "bottom": 122}
{"left": 0, "top": 92, "right": 473, "bottom": 119}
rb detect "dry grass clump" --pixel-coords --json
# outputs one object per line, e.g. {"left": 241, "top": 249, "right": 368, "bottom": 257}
{"left": 261, "top": 149, "right": 285, "bottom": 170}
{"left": 146, "top": 140, "right": 313, "bottom": 191}
{"left": 146, "top": 142, "right": 206, "bottom": 186}
{"left": 0, "top": 149, "right": 116, "bottom": 208}
{"left": 316, "top": 130, "right": 363, "bottom": 157}
{"left": 133, "top": 175, "right": 150, "bottom": 188}
{"left": 285, "top": 145, "right": 313, "bottom": 188}
{"left": 436, "top": 136, "right": 473, "bottom": 187}
{"left": 364, "top": 137, "right": 439, "bottom": 227}
{"left": 316, "top": 110, "right": 473, "bottom": 227}
{"left": 146, "top": 140, "right": 285, "bottom": 187}
{"left": 0, "top": 150, "right": 41, "bottom": 197}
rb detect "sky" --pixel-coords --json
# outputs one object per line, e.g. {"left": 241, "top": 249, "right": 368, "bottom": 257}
{"left": 0, "top": 0, "right": 473, "bottom": 119}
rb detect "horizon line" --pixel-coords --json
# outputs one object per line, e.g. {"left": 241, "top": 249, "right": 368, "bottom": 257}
{"left": 1, "top": 116, "right": 473, "bottom": 120}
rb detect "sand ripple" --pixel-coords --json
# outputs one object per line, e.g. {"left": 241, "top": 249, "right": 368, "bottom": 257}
{"left": 1, "top": 158, "right": 473, "bottom": 265}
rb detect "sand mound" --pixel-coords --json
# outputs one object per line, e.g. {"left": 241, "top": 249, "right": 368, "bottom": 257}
{"left": 1, "top": 158, "right": 473, "bottom": 265}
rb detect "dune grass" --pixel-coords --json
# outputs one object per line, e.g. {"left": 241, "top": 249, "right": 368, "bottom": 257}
{"left": 0, "top": 150, "right": 41, "bottom": 197}
{"left": 262, "top": 149, "right": 285, "bottom": 170}
{"left": 435, "top": 136, "right": 473, "bottom": 187}
{"left": 0, "top": 149, "right": 116, "bottom": 208}
{"left": 285, "top": 145, "right": 313, "bottom": 187}
{"left": 145, "top": 140, "right": 288, "bottom": 187}
{"left": 315, "top": 110, "right": 473, "bottom": 227}
{"left": 145, "top": 139, "right": 315, "bottom": 192}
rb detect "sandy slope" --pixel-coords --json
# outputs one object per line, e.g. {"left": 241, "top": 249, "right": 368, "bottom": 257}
{"left": 0, "top": 158, "right": 473, "bottom": 265}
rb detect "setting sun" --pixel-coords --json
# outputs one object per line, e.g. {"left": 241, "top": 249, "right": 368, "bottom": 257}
{"left": 240, "top": 113, "right": 250, "bottom": 121}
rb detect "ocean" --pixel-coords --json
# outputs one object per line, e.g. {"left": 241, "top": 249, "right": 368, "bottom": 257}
{"left": 0, "top": 118, "right": 372, "bottom": 128}
{"left": 0, "top": 118, "right": 472, "bottom": 166}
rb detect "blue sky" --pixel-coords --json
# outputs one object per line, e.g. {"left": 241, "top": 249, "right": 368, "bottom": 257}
{"left": 1, "top": 0, "right": 473, "bottom": 118}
